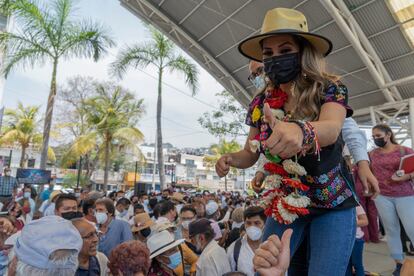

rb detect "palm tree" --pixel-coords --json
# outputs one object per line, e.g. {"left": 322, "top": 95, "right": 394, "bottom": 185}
{"left": 203, "top": 139, "right": 241, "bottom": 191}
{"left": 0, "top": 0, "right": 115, "bottom": 169}
{"left": 110, "top": 28, "right": 199, "bottom": 190}
{"left": 0, "top": 102, "right": 55, "bottom": 167}
{"left": 62, "top": 83, "right": 145, "bottom": 191}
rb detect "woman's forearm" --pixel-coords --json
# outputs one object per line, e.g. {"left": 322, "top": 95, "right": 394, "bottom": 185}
{"left": 310, "top": 120, "right": 343, "bottom": 147}
{"left": 229, "top": 149, "right": 259, "bottom": 169}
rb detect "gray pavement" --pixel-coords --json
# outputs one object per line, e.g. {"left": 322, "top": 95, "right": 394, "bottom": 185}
{"left": 364, "top": 241, "right": 414, "bottom": 276}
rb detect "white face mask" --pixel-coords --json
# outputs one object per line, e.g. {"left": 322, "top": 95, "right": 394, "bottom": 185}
{"left": 181, "top": 219, "right": 194, "bottom": 230}
{"left": 246, "top": 226, "right": 263, "bottom": 241}
{"left": 96, "top": 212, "right": 108, "bottom": 225}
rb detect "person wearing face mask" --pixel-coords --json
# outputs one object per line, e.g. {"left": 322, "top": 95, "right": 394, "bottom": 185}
{"left": 138, "top": 193, "right": 150, "bottom": 213}
{"left": 115, "top": 197, "right": 131, "bottom": 222}
{"left": 178, "top": 206, "right": 198, "bottom": 254}
{"left": 131, "top": 213, "right": 154, "bottom": 243}
{"left": 0, "top": 167, "right": 18, "bottom": 205}
{"left": 147, "top": 230, "right": 186, "bottom": 276}
{"left": 95, "top": 198, "right": 133, "bottom": 257}
{"left": 54, "top": 193, "right": 83, "bottom": 220}
{"left": 189, "top": 219, "right": 231, "bottom": 276}
{"left": 216, "top": 7, "right": 366, "bottom": 275}
{"left": 369, "top": 124, "right": 414, "bottom": 275}
{"left": 227, "top": 206, "right": 266, "bottom": 276}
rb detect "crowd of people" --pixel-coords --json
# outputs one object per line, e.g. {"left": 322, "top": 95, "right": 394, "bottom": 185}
{"left": 0, "top": 6, "right": 414, "bottom": 276}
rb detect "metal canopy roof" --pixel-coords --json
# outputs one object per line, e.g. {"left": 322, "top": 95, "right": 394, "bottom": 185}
{"left": 119, "top": 0, "right": 414, "bottom": 121}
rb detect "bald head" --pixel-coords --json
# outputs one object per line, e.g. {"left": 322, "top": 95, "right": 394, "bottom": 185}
{"left": 72, "top": 218, "right": 99, "bottom": 257}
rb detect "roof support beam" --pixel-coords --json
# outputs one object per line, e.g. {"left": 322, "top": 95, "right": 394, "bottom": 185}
{"left": 124, "top": 0, "right": 251, "bottom": 105}
{"left": 320, "top": 0, "right": 399, "bottom": 102}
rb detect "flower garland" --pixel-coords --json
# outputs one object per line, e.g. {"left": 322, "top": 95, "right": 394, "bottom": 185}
{"left": 249, "top": 87, "right": 311, "bottom": 225}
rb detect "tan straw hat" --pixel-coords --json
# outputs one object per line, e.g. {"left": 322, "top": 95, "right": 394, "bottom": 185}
{"left": 131, "top": 213, "right": 155, "bottom": 233}
{"left": 238, "top": 8, "right": 332, "bottom": 61}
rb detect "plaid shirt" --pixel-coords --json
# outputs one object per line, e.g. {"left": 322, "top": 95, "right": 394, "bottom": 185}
{"left": 0, "top": 176, "right": 17, "bottom": 196}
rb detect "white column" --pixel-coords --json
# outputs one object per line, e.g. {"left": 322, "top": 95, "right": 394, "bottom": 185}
{"left": 370, "top": 106, "right": 377, "bottom": 126}
{"left": 409, "top": 98, "right": 414, "bottom": 148}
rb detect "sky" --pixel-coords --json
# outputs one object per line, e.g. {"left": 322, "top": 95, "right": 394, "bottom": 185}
{"left": 1, "top": 0, "right": 248, "bottom": 148}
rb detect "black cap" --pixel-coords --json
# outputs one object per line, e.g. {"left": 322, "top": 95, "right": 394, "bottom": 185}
{"left": 189, "top": 218, "right": 212, "bottom": 237}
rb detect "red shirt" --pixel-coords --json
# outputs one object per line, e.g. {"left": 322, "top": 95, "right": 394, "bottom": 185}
{"left": 370, "top": 146, "right": 414, "bottom": 197}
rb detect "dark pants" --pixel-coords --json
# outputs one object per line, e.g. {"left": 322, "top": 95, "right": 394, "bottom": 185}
{"left": 346, "top": 238, "right": 365, "bottom": 276}
{"left": 359, "top": 196, "right": 379, "bottom": 243}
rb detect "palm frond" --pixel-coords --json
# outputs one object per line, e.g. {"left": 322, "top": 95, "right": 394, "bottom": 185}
{"left": 166, "top": 55, "right": 199, "bottom": 95}
{"left": 48, "top": 146, "right": 56, "bottom": 163}
{"left": 113, "top": 127, "right": 144, "bottom": 144}
{"left": 110, "top": 44, "right": 158, "bottom": 78}
{"left": 60, "top": 19, "right": 114, "bottom": 61}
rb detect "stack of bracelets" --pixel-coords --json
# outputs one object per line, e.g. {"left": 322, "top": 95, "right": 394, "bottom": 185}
{"left": 291, "top": 120, "right": 321, "bottom": 160}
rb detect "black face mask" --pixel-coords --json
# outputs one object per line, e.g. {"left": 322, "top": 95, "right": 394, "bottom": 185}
{"left": 374, "top": 137, "right": 387, "bottom": 148}
{"left": 140, "top": 227, "right": 151, "bottom": 238}
{"left": 61, "top": 211, "right": 84, "bottom": 221}
{"left": 264, "top": 52, "right": 301, "bottom": 86}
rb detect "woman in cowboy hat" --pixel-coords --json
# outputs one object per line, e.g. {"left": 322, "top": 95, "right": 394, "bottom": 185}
{"left": 216, "top": 7, "right": 357, "bottom": 276}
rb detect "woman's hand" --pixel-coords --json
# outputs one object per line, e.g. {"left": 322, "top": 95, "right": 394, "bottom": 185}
{"left": 215, "top": 154, "right": 232, "bottom": 177}
{"left": 391, "top": 172, "right": 412, "bottom": 182}
{"left": 253, "top": 229, "right": 293, "bottom": 276}
{"left": 357, "top": 161, "right": 380, "bottom": 198}
{"left": 263, "top": 104, "right": 303, "bottom": 159}
{"left": 251, "top": 171, "right": 265, "bottom": 193}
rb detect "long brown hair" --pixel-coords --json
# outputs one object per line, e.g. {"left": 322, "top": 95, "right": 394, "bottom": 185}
{"left": 372, "top": 124, "right": 398, "bottom": 144}
{"left": 290, "top": 38, "right": 338, "bottom": 120}
{"left": 259, "top": 37, "right": 338, "bottom": 120}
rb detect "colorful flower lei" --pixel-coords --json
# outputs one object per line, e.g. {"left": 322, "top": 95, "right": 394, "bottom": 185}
{"left": 249, "top": 87, "right": 311, "bottom": 224}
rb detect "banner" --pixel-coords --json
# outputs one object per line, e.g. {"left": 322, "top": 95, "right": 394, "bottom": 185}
{"left": 16, "top": 168, "right": 52, "bottom": 184}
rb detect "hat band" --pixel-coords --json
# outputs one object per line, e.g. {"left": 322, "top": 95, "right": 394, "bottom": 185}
{"left": 151, "top": 240, "right": 176, "bottom": 256}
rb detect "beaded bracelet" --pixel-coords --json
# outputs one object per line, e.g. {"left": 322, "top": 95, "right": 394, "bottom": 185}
{"left": 291, "top": 120, "right": 321, "bottom": 160}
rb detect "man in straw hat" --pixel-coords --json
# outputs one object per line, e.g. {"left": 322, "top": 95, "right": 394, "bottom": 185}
{"left": 216, "top": 7, "right": 365, "bottom": 276}
{"left": 131, "top": 212, "right": 154, "bottom": 243}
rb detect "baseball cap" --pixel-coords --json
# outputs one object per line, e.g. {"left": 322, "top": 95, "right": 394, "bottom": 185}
{"left": 15, "top": 215, "right": 82, "bottom": 269}
{"left": 189, "top": 218, "right": 212, "bottom": 237}
{"left": 205, "top": 201, "right": 219, "bottom": 216}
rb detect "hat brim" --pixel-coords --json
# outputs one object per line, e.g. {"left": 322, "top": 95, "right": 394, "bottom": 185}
{"left": 238, "top": 30, "right": 333, "bottom": 61}
{"left": 150, "top": 238, "right": 185, "bottom": 259}
{"left": 131, "top": 220, "right": 154, "bottom": 233}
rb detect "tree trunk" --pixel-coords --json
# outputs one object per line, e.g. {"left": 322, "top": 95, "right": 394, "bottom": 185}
{"left": 40, "top": 59, "right": 58, "bottom": 169}
{"left": 157, "top": 67, "right": 166, "bottom": 190}
{"left": 19, "top": 145, "right": 27, "bottom": 168}
{"left": 224, "top": 175, "right": 228, "bottom": 191}
{"left": 103, "top": 135, "right": 110, "bottom": 192}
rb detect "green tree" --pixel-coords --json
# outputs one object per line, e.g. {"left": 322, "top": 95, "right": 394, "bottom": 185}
{"left": 111, "top": 28, "right": 199, "bottom": 190}
{"left": 198, "top": 90, "right": 248, "bottom": 138}
{"left": 62, "top": 83, "right": 145, "bottom": 191}
{"left": 0, "top": 0, "right": 114, "bottom": 169}
{"left": 203, "top": 139, "right": 241, "bottom": 191}
{"left": 0, "top": 102, "right": 55, "bottom": 167}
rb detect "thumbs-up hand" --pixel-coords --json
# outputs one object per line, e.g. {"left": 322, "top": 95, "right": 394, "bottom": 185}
{"left": 215, "top": 154, "right": 232, "bottom": 177}
{"left": 263, "top": 103, "right": 303, "bottom": 159}
{"left": 253, "top": 229, "right": 293, "bottom": 276}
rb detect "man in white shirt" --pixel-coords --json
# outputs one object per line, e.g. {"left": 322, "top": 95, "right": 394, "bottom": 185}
{"left": 189, "top": 218, "right": 231, "bottom": 276}
{"left": 227, "top": 206, "right": 266, "bottom": 276}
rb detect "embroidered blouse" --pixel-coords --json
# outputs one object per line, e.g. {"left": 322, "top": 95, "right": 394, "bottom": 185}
{"left": 245, "top": 82, "right": 358, "bottom": 211}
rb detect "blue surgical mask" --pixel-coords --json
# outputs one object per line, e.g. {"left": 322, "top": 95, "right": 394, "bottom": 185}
{"left": 252, "top": 75, "right": 266, "bottom": 90}
{"left": 0, "top": 251, "right": 9, "bottom": 272}
{"left": 23, "top": 192, "right": 31, "bottom": 198}
{"left": 143, "top": 199, "right": 149, "bottom": 205}
{"left": 119, "top": 210, "right": 128, "bottom": 217}
{"left": 167, "top": 251, "right": 182, "bottom": 269}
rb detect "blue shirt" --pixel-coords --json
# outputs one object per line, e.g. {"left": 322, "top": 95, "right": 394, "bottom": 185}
{"left": 0, "top": 176, "right": 17, "bottom": 196}
{"left": 342, "top": 118, "right": 369, "bottom": 163}
{"left": 98, "top": 218, "right": 133, "bottom": 257}
{"left": 40, "top": 189, "right": 52, "bottom": 201}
